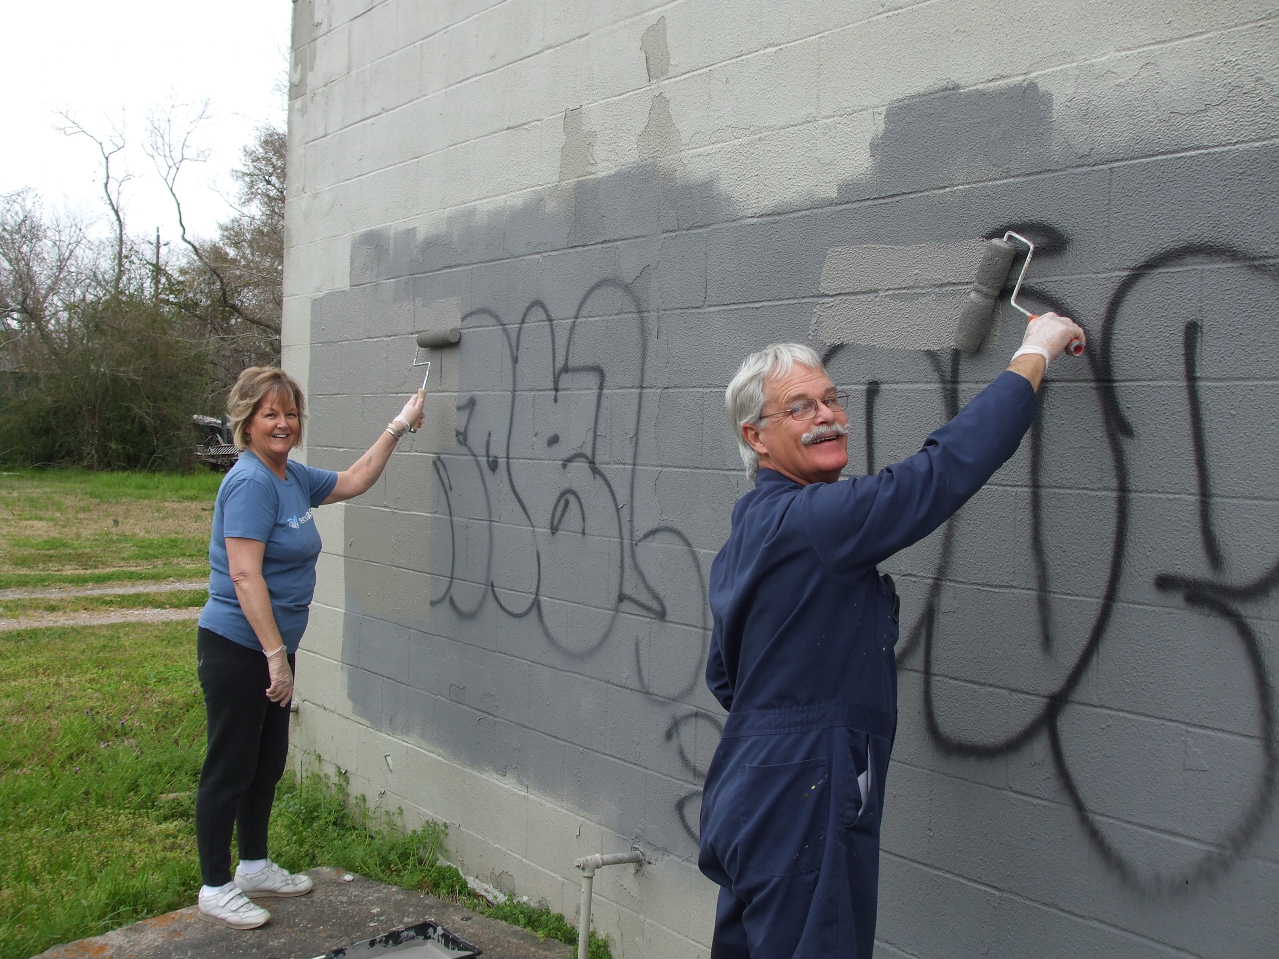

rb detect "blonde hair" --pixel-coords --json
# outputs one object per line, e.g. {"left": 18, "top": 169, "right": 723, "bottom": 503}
{"left": 226, "top": 367, "right": 306, "bottom": 450}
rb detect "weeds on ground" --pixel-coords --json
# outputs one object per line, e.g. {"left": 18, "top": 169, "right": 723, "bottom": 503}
{"left": 272, "top": 771, "right": 613, "bottom": 958}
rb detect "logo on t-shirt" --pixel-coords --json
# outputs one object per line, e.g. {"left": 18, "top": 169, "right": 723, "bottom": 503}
{"left": 285, "top": 509, "right": 315, "bottom": 530}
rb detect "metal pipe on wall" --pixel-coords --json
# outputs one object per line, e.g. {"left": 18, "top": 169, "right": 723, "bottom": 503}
{"left": 574, "top": 848, "right": 646, "bottom": 959}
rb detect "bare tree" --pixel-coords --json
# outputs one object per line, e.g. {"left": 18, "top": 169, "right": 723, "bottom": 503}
{"left": 146, "top": 106, "right": 281, "bottom": 340}
{"left": 0, "top": 190, "right": 90, "bottom": 360}
{"left": 59, "top": 115, "right": 131, "bottom": 296}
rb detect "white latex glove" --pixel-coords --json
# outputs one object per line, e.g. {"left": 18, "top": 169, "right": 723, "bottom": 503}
{"left": 1015, "top": 311, "right": 1087, "bottom": 364}
{"left": 393, "top": 391, "right": 426, "bottom": 434}
{"left": 265, "top": 647, "right": 294, "bottom": 705}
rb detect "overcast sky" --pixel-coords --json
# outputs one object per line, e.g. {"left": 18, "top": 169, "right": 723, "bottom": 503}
{"left": 2, "top": 1, "right": 293, "bottom": 243}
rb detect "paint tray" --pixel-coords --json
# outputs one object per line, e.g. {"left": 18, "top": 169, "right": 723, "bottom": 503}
{"left": 314, "top": 918, "right": 481, "bottom": 959}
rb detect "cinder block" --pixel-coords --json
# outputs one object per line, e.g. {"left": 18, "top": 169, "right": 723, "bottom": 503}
{"left": 507, "top": 44, "right": 588, "bottom": 130}
{"left": 1047, "top": 19, "right": 1279, "bottom": 174}
{"left": 646, "top": 467, "right": 742, "bottom": 552}
{"left": 512, "top": 725, "right": 574, "bottom": 808}
{"left": 347, "top": 0, "right": 397, "bottom": 69}
{"left": 580, "top": 16, "right": 653, "bottom": 104}
{"left": 524, "top": 789, "right": 606, "bottom": 867}
{"left": 310, "top": 21, "right": 352, "bottom": 89}
{"left": 819, "top": 0, "right": 1267, "bottom": 120}
{"left": 588, "top": 896, "right": 647, "bottom": 959}
{"left": 297, "top": 647, "right": 362, "bottom": 716}
{"left": 564, "top": 746, "right": 652, "bottom": 838}
{"left": 436, "top": 0, "right": 545, "bottom": 87}
{"left": 1107, "top": 142, "right": 1279, "bottom": 272}
{"left": 873, "top": 941, "right": 917, "bottom": 959}
{"left": 562, "top": 164, "right": 666, "bottom": 248}
{"left": 877, "top": 854, "right": 1002, "bottom": 957}
{"left": 670, "top": 42, "right": 821, "bottom": 149}
{"left": 625, "top": 858, "right": 717, "bottom": 953}
{"left": 625, "top": 387, "right": 706, "bottom": 468}
{"left": 640, "top": 918, "right": 710, "bottom": 959}
{"left": 1085, "top": 602, "right": 1277, "bottom": 738}
{"left": 329, "top": 0, "right": 377, "bottom": 28}
{"left": 883, "top": 761, "right": 1279, "bottom": 956}
{"left": 989, "top": 893, "right": 1193, "bottom": 958}
{"left": 438, "top": 73, "right": 510, "bottom": 148}
{"left": 1010, "top": 702, "right": 1275, "bottom": 851}
{"left": 654, "top": 301, "right": 814, "bottom": 386}
{"left": 395, "top": 0, "right": 451, "bottom": 45}
{"left": 893, "top": 673, "right": 1014, "bottom": 793}
{"left": 304, "top": 602, "right": 347, "bottom": 661}
{"left": 348, "top": 614, "right": 412, "bottom": 680}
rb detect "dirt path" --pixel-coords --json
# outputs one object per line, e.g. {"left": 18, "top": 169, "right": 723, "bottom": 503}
{"left": 0, "top": 580, "right": 207, "bottom": 633}
{"left": 0, "top": 580, "right": 207, "bottom": 601}
{"left": 0, "top": 607, "right": 202, "bottom": 632}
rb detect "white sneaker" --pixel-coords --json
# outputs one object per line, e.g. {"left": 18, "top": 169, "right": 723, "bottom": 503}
{"left": 198, "top": 883, "right": 271, "bottom": 929}
{"left": 234, "top": 859, "right": 315, "bottom": 898}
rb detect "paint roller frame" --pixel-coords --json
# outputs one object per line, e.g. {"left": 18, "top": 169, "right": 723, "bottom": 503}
{"left": 952, "top": 231, "right": 1084, "bottom": 356}
{"left": 1002, "top": 231, "right": 1084, "bottom": 357}
{"left": 409, "top": 326, "right": 462, "bottom": 409}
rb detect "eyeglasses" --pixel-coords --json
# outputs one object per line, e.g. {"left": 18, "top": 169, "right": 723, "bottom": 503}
{"left": 758, "top": 390, "right": 849, "bottom": 423}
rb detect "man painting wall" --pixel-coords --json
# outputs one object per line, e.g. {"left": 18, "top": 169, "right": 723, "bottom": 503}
{"left": 698, "top": 312, "right": 1086, "bottom": 957}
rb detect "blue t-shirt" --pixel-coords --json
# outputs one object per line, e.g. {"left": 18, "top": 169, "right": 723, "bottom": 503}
{"left": 199, "top": 449, "right": 339, "bottom": 653}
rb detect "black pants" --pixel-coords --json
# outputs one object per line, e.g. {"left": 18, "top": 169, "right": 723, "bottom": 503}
{"left": 195, "top": 627, "right": 294, "bottom": 887}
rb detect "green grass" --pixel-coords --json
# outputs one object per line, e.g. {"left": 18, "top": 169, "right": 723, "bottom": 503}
{"left": 0, "top": 622, "right": 207, "bottom": 957}
{"left": 0, "top": 469, "right": 218, "bottom": 590}
{"left": 0, "top": 588, "right": 207, "bottom": 618}
{"left": 0, "top": 565, "right": 209, "bottom": 591}
{"left": 0, "top": 618, "right": 610, "bottom": 959}
{"left": 6, "top": 533, "right": 207, "bottom": 569}
{"left": 0, "top": 468, "right": 223, "bottom": 505}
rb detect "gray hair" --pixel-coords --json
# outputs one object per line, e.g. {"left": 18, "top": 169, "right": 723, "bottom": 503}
{"left": 725, "top": 342, "right": 825, "bottom": 478}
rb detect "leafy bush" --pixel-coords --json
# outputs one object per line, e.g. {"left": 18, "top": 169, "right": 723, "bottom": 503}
{"left": 0, "top": 295, "right": 212, "bottom": 469}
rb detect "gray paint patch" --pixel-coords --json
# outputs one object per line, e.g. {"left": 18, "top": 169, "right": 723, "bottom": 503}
{"left": 559, "top": 107, "right": 597, "bottom": 181}
{"left": 815, "top": 239, "right": 991, "bottom": 348}
{"left": 821, "top": 240, "right": 989, "bottom": 294}
{"left": 638, "top": 92, "right": 681, "bottom": 160}
{"left": 844, "top": 81, "right": 1055, "bottom": 201}
{"left": 812, "top": 290, "right": 966, "bottom": 349}
{"left": 641, "top": 17, "right": 670, "bottom": 82}
{"left": 415, "top": 296, "right": 462, "bottom": 336}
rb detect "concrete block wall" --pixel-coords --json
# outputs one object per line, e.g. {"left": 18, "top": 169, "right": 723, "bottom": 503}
{"left": 285, "top": 1, "right": 1279, "bottom": 954}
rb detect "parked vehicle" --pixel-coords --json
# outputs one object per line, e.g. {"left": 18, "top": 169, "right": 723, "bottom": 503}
{"left": 192, "top": 414, "right": 239, "bottom": 471}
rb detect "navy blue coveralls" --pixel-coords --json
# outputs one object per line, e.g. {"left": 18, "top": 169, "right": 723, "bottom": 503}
{"left": 698, "top": 371, "right": 1038, "bottom": 958}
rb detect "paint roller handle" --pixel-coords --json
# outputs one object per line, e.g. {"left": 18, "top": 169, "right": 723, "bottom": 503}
{"left": 1044, "top": 320, "right": 1085, "bottom": 357}
{"left": 395, "top": 391, "right": 426, "bottom": 434}
{"left": 1039, "top": 321, "right": 1085, "bottom": 356}
{"left": 1023, "top": 311, "right": 1087, "bottom": 360}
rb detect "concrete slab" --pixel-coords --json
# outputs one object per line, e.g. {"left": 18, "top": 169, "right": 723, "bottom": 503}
{"left": 36, "top": 867, "right": 573, "bottom": 959}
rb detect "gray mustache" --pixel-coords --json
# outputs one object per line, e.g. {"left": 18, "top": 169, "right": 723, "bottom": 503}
{"left": 801, "top": 423, "right": 849, "bottom": 446}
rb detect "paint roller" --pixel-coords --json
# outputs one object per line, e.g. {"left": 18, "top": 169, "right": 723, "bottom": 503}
{"left": 953, "top": 231, "right": 1084, "bottom": 356}
{"left": 410, "top": 326, "right": 462, "bottom": 394}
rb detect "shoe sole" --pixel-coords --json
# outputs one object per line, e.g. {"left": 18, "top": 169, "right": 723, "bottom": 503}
{"left": 237, "top": 884, "right": 314, "bottom": 899}
{"left": 198, "top": 906, "right": 270, "bottom": 930}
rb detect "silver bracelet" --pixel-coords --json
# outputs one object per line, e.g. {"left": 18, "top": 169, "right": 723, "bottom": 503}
{"left": 264, "top": 646, "right": 286, "bottom": 659}
{"left": 385, "top": 422, "right": 405, "bottom": 440}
